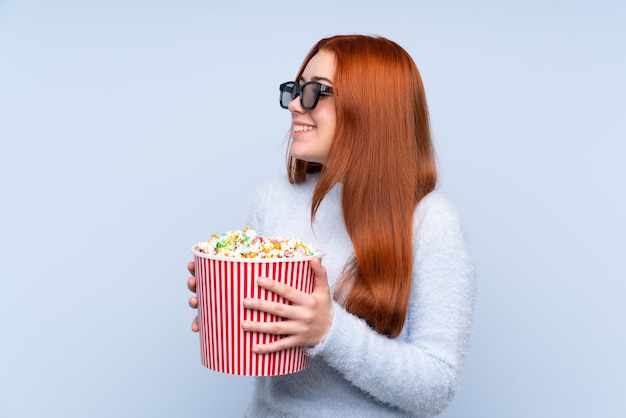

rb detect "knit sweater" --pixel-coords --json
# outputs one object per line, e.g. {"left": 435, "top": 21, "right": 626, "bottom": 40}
{"left": 244, "top": 174, "right": 476, "bottom": 417}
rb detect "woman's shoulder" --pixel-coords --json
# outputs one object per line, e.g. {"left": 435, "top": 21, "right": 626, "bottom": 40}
{"left": 413, "top": 188, "right": 467, "bottom": 240}
{"left": 416, "top": 188, "right": 460, "bottom": 218}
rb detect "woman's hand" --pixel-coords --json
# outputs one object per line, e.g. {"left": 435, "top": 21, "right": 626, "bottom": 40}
{"left": 241, "top": 257, "right": 332, "bottom": 354}
{"left": 187, "top": 261, "right": 199, "bottom": 333}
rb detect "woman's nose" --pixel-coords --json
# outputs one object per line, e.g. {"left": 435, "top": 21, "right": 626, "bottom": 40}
{"left": 287, "top": 95, "right": 304, "bottom": 113}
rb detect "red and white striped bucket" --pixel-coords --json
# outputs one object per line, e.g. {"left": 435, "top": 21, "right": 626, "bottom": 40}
{"left": 191, "top": 246, "right": 316, "bottom": 376}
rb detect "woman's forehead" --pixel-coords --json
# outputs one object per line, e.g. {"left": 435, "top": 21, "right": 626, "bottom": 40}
{"left": 301, "top": 50, "right": 336, "bottom": 83}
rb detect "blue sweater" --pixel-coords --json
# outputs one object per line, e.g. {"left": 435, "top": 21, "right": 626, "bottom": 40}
{"left": 245, "top": 174, "right": 476, "bottom": 417}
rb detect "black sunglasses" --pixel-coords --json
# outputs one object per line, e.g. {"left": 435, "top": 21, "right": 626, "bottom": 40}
{"left": 279, "top": 81, "right": 334, "bottom": 110}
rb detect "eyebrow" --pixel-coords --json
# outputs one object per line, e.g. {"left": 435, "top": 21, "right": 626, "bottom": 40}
{"left": 299, "top": 76, "right": 333, "bottom": 85}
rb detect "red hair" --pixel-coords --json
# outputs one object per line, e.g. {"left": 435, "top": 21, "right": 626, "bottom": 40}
{"left": 287, "top": 35, "right": 437, "bottom": 337}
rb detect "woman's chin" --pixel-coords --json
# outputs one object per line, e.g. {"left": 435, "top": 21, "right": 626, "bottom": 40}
{"left": 290, "top": 151, "right": 324, "bottom": 164}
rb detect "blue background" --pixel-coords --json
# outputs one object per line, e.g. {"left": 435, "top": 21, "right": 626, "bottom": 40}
{"left": 1, "top": 1, "right": 625, "bottom": 417}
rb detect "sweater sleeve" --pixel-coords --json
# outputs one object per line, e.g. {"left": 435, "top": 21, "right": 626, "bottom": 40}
{"left": 307, "top": 193, "right": 477, "bottom": 415}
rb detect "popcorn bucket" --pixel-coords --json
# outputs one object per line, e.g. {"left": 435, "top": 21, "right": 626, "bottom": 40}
{"left": 191, "top": 246, "right": 316, "bottom": 376}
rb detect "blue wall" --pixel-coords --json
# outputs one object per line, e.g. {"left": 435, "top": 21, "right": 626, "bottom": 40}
{"left": 1, "top": 1, "right": 624, "bottom": 417}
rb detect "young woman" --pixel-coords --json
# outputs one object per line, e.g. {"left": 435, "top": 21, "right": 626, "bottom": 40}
{"left": 187, "top": 34, "right": 476, "bottom": 417}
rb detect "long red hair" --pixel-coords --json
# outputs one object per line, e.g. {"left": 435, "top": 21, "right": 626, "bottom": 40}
{"left": 287, "top": 35, "right": 437, "bottom": 337}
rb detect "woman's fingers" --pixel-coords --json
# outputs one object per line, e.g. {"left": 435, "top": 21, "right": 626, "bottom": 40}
{"left": 187, "top": 261, "right": 199, "bottom": 332}
{"left": 187, "top": 276, "right": 197, "bottom": 293}
{"left": 253, "top": 276, "right": 307, "bottom": 304}
{"left": 241, "top": 316, "right": 307, "bottom": 337}
{"left": 243, "top": 260, "right": 333, "bottom": 351}
{"left": 249, "top": 335, "right": 301, "bottom": 354}
{"left": 255, "top": 258, "right": 329, "bottom": 303}
{"left": 243, "top": 297, "right": 299, "bottom": 320}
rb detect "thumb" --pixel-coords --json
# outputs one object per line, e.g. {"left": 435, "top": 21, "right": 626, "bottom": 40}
{"left": 310, "top": 256, "right": 329, "bottom": 290}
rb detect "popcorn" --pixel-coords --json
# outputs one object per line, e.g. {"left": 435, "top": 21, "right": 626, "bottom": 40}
{"left": 196, "top": 227, "right": 319, "bottom": 259}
